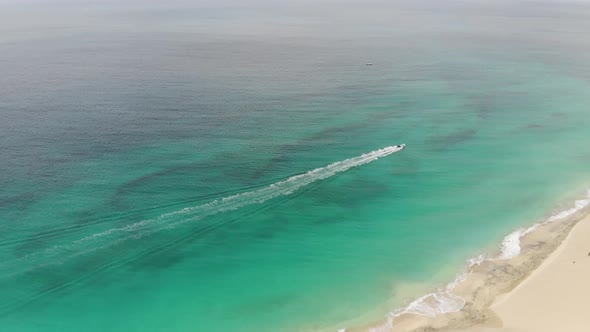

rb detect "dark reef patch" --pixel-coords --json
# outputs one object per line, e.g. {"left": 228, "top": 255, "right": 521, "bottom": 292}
{"left": 0, "top": 192, "right": 35, "bottom": 209}
{"left": 466, "top": 95, "right": 496, "bottom": 119}
{"left": 308, "top": 177, "right": 390, "bottom": 209}
{"left": 428, "top": 129, "right": 477, "bottom": 150}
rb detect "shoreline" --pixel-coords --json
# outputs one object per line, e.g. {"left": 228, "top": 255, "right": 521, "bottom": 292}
{"left": 340, "top": 189, "right": 590, "bottom": 332}
{"left": 479, "top": 213, "right": 590, "bottom": 331}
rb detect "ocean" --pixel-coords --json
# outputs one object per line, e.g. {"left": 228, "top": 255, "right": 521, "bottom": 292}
{"left": 1, "top": 0, "right": 590, "bottom": 331}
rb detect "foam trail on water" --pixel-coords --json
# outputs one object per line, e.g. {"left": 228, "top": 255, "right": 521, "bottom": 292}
{"left": 7, "top": 145, "right": 405, "bottom": 274}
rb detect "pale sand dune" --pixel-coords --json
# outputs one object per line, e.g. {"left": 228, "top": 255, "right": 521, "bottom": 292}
{"left": 461, "top": 215, "right": 590, "bottom": 332}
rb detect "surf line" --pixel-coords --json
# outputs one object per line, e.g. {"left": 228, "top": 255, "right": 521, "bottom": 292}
{"left": 9, "top": 145, "right": 406, "bottom": 273}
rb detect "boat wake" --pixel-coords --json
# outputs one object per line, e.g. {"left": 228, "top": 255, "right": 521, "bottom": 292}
{"left": 7, "top": 145, "right": 405, "bottom": 276}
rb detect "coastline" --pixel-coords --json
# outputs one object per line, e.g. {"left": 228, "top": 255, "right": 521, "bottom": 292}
{"left": 463, "top": 213, "right": 590, "bottom": 332}
{"left": 342, "top": 189, "right": 590, "bottom": 332}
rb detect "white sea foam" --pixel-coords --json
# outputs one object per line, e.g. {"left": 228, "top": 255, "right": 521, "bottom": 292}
{"left": 498, "top": 228, "right": 525, "bottom": 259}
{"left": 547, "top": 191, "right": 590, "bottom": 222}
{"left": 498, "top": 189, "right": 590, "bottom": 260}
{"left": 404, "top": 292, "right": 465, "bottom": 316}
{"left": 366, "top": 270, "right": 468, "bottom": 332}
{"left": 8, "top": 145, "right": 405, "bottom": 275}
{"left": 467, "top": 254, "right": 486, "bottom": 266}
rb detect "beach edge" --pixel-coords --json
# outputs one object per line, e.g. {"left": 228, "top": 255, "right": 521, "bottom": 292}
{"left": 341, "top": 190, "right": 590, "bottom": 332}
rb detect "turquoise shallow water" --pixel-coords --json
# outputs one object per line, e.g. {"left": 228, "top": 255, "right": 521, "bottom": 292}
{"left": 1, "top": 1, "right": 590, "bottom": 331}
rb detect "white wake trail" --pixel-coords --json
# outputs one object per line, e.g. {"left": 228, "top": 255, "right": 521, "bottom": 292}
{"left": 9, "top": 145, "right": 405, "bottom": 273}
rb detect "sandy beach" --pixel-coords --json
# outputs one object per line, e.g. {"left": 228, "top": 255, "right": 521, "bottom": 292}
{"left": 351, "top": 194, "right": 590, "bottom": 332}
{"left": 460, "top": 214, "right": 590, "bottom": 332}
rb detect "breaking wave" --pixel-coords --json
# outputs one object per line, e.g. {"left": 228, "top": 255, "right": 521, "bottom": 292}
{"left": 498, "top": 189, "right": 590, "bottom": 260}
